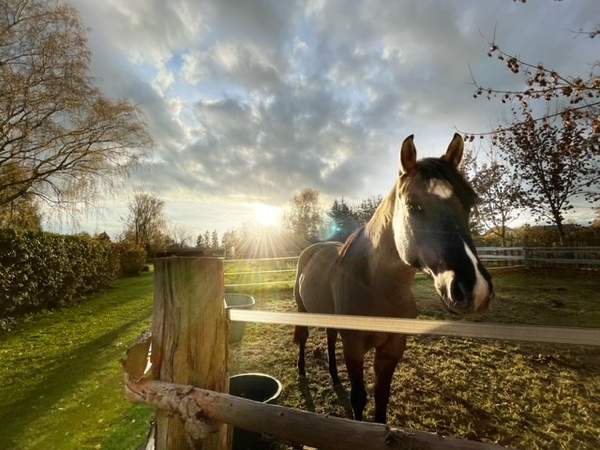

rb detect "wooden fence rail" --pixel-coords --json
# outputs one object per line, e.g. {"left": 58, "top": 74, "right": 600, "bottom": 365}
{"left": 228, "top": 310, "right": 600, "bottom": 346}
{"left": 125, "top": 377, "right": 512, "bottom": 450}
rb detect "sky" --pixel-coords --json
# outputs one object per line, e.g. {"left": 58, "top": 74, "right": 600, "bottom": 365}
{"left": 47, "top": 0, "right": 600, "bottom": 238}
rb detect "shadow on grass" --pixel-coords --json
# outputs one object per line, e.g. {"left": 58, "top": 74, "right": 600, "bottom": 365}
{"left": 0, "top": 273, "right": 153, "bottom": 340}
{"left": 297, "top": 376, "right": 315, "bottom": 412}
{"left": 332, "top": 382, "right": 353, "bottom": 419}
{"left": 0, "top": 311, "right": 151, "bottom": 449}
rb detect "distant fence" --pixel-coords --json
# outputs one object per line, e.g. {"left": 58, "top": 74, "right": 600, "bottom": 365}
{"left": 477, "top": 246, "right": 600, "bottom": 269}
{"left": 222, "top": 246, "right": 600, "bottom": 288}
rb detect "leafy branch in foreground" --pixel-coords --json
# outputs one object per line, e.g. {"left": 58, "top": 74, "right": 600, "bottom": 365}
{"left": 464, "top": 37, "right": 599, "bottom": 139}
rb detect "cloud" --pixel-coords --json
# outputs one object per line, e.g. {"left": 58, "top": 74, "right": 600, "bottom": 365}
{"left": 182, "top": 42, "right": 283, "bottom": 92}
{"left": 63, "top": 0, "right": 600, "bottom": 234}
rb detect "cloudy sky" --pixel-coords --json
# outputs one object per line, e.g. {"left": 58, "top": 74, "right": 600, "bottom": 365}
{"left": 50, "top": 0, "right": 599, "bottom": 237}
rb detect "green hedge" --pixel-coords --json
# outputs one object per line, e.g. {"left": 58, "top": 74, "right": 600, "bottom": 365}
{"left": 0, "top": 229, "right": 120, "bottom": 317}
{"left": 114, "top": 242, "right": 147, "bottom": 276}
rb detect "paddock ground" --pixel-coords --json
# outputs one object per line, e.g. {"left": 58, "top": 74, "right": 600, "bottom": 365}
{"left": 0, "top": 267, "right": 599, "bottom": 449}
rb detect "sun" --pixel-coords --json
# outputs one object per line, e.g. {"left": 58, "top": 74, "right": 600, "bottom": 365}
{"left": 254, "top": 203, "right": 282, "bottom": 227}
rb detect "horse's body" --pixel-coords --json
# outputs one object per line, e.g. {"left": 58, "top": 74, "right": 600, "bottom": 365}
{"left": 293, "top": 134, "right": 493, "bottom": 423}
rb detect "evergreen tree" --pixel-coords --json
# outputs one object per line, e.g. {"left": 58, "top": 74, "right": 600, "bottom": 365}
{"left": 196, "top": 233, "right": 204, "bottom": 249}
{"left": 327, "top": 198, "right": 359, "bottom": 241}
{"left": 211, "top": 230, "right": 219, "bottom": 253}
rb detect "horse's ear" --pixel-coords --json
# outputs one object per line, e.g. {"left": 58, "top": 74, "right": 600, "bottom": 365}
{"left": 400, "top": 134, "right": 417, "bottom": 174}
{"left": 442, "top": 133, "right": 464, "bottom": 167}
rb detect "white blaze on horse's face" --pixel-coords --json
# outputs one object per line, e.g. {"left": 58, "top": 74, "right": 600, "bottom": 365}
{"left": 427, "top": 179, "right": 453, "bottom": 199}
{"left": 462, "top": 242, "right": 491, "bottom": 312}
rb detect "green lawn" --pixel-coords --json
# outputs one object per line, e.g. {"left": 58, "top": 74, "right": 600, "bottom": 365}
{"left": 0, "top": 273, "right": 155, "bottom": 450}
{"left": 1, "top": 266, "right": 599, "bottom": 449}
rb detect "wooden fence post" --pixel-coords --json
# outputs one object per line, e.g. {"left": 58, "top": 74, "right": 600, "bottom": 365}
{"left": 523, "top": 247, "right": 530, "bottom": 269}
{"left": 152, "top": 255, "right": 230, "bottom": 450}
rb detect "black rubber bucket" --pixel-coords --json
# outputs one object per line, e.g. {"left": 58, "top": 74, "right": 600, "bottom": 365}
{"left": 229, "top": 373, "right": 283, "bottom": 450}
{"left": 225, "top": 294, "right": 255, "bottom": 343}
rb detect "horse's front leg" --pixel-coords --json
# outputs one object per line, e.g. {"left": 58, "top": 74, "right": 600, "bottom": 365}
{"left": 342, "top": 334, "right": 367, "bottom": 421}
{"left": 326, "top": 328, "right": 340, "bottom": 384}
{"left": 373, "top": 335, "right": 406, "bottom": 423}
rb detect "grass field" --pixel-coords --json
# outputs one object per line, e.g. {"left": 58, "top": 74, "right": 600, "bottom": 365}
{"left": 1, "top": 263, "right": 599, "bottom": 449}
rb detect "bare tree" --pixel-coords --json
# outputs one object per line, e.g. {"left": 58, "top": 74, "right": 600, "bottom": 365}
{"left": 467, "top": 28, "right": 599, "bottom": 137}
{"left": 592, "top": 208, "right": 600, "bottom": 228}
{"left": 0, "top": 0, "right": 151, "bottom": 208}
{"left": 470, "top": 159, "right": 522, "bottom": 247}
{"left": 0, "top": 162, "right": 41, "bottom": 229}
{"left": 285, "top": 188, "right": 323, "bottom": 242}
{"left": 458, "top": 146, "right": 487, "bottom": 235}
{"left": 495, "top": 109, "right": 599, "bottom": 245}
{"left": 169, "top": 224, "right": 192, "bottom": 248}
{"left": 125, "top": 193, "right": 166, "bottom": 252}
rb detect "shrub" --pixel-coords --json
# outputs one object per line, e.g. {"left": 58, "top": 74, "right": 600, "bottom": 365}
{"left": 0, "top": 229, "right": 119, "bottom": 317}
{"left": 116, "top": 242, "right": 147, "bottom": 276}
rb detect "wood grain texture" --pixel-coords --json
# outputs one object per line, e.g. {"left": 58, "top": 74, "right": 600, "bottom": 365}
{"left": 126, "top": 379, "right": 514, "bottom": 450}
{"left": 152, "top": 256, "right": 230, "bottom": 450}
{"left": 229, "top": 310, "right": 600, "bottom": 346}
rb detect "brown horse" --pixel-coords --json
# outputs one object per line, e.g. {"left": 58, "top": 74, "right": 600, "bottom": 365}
{"left": 293, "top": 133, "right": 494, "bottom": 423}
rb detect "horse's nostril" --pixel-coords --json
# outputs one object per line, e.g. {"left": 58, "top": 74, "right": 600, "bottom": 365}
{"left": 450, "top": 280, "right": 469, "bottom": 308}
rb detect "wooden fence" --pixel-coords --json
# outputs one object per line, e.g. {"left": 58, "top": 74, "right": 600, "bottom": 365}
{"left": 124, "top": 255, "right": 600, "bottom": 450}
{"left": 476, "top": 246, "right": 600, "bottom": 269}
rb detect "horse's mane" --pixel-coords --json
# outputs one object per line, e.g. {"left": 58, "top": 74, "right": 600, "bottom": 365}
{"left": 337, "top": 187, "right": 396, "bottom": 263}
{"left": 364, "top": 186, "right": 396, "bottom": 247}
{"left": 337, "top": 226, "right": 365, "bottom": 260}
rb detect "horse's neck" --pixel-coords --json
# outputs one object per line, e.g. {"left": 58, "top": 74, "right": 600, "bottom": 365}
{"left": 363, "top": 187, "right": 415, "bottom": 291}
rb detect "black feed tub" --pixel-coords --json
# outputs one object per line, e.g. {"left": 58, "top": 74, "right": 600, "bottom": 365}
{"left": 229, "top": 373, "right": 283, "bottom": 450}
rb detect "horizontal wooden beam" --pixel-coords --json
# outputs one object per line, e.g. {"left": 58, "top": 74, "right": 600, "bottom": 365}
{"left": 126, "top": 379, "right": 513, "bottom": 450}
{"left": 225, "top": 269, "right": 297, "bottom": 275}
{"left": 225, "top": 280, "right": 294, "bottom": 288}
{"left": 228, "top": 310, "right": 600, "bottom": 346}
{"left": 224, "top": 256, "right": 299, "bottom": 263}
{"left": 525, "top": 257, "right": 600, "bottom": 265}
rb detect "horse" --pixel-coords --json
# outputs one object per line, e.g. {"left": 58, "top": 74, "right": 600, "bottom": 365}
{"left": 292, "top": 133, "right": 494, "bottom": 423}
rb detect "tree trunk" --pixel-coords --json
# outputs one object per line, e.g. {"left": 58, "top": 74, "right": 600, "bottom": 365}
{"left": 554, "top": 215, "right": 566, "bottom": 246}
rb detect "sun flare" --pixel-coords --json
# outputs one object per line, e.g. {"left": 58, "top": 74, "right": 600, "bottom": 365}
{"left": 254, "top": 203, "right": 282, "bottom": 227}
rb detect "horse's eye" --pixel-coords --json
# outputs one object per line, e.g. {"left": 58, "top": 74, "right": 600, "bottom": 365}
{"left": 407, "top": 202, "right": 424, "bottom": 214}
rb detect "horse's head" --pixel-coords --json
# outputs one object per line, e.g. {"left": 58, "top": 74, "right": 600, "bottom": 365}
{"left": 392, "top": 133, "right": 493, "bottom": 314}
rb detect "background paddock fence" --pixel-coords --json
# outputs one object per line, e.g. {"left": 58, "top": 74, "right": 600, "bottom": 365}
{"left": 223, "top": 247, "right": 600, "bottom": 288}
{"left": 476, "top": 246, "right": 600, "bottom": 269}
{"left": 223, "top": 265, "right": 525, "bottom": 289}
{"left": 127, "top": 254, "right": 600, "bottom": 450}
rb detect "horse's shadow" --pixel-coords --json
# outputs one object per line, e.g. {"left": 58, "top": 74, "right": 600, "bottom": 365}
{"left": 332, "top": 381, "right": 354, "bottom": 418}
{"left": 297, "top": 376, "right": 353, "bottom": 418}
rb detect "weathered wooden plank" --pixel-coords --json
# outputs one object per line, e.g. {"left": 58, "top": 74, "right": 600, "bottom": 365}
{"left": 480, "top": 255, "right": 525, "bottom": 260}
{"left": 153, "top": 256, "right": 230, "bottom": 450}
{"left": 127, "top": 379, "right": 514, "bottom": 450}
{"left": 228, "top": 310, "right": 600, "bottom": 346}
{"left": 224, "top": 256, "right": 300, "bottom": 263}
{"left": 524, "top": 257, "right": 600, "bottom": 264}
{"left": 224, "top": 269, "right": 297, "bottom": 275}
